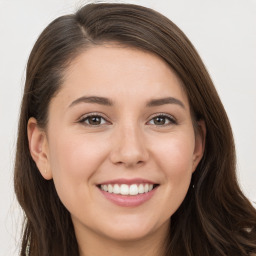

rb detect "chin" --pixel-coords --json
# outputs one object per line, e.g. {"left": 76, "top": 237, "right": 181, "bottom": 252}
{"left": 97, "top": 216, "right": 169, "bottom": 242}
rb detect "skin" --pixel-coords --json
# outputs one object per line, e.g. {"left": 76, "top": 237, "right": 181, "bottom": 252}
{"left": 28, "top": 45, "right": 205, "bottom": 256}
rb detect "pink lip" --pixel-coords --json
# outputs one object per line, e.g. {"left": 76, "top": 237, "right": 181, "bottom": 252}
{"left": 99, "top": 178, "right": 156, "bottom": 185}
{"left": 99, "top": 189, "right": 157, "bottom": 207}
{"left": 97, "top": 179, "right": 159, "bottom": 207}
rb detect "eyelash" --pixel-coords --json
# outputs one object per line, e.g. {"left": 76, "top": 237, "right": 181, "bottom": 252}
{"left": 78, "top": 112, "right": 177, "bottom": 127}
{"left": 147, "top": 113, "right": 177, "bottom": 126}
{"left": 78, "top": 113, "right": 110, "bottom": 126}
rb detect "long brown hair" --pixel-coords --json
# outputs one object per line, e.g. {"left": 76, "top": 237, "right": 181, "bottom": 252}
{"left": 14, "top": 3, "right": 256, "bottom": 255}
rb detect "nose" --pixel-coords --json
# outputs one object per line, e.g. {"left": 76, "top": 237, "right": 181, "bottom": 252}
{"left": 109, "top": 123, "right": 149, "bottom": 168}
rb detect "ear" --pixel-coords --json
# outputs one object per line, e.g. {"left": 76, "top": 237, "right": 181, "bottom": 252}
{"left": 27, "top": 117, "right": 53, "bottom": 180}
{"left": 192, "top": 119, "right": 206, "bottom": 172}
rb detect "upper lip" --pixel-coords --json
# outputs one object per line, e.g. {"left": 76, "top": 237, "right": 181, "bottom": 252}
{"left": 98, "top": 178, "right": 158, "bottom": 185}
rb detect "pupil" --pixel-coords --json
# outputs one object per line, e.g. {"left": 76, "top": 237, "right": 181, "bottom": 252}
{"left": 154, "top": 117, "right": 165, "bottom": 125}
{"left": 89, "top": 116, "right": 101, "bottom": 125}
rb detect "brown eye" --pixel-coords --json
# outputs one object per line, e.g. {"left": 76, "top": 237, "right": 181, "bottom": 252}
{"left": 153, "top": 116, "right": 166, "bottom": 125}
{"left": 148, "top": 114, "right": 176, "bottom": 126}
{"left": 87, "top": 116, "right": 102, "bottom": 125}
{"left": 80, "top": 115, "right": 108, "bottom": 126}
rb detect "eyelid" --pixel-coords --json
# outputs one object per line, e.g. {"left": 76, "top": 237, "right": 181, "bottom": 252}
{"left": 77, "top": 112, "right": 177, "bottom": 126}
{"left": 146, "top": 112, "right": 177, "bottom": 125}
{"left": 78, "top": 112, "right": 111, "bottom": 124}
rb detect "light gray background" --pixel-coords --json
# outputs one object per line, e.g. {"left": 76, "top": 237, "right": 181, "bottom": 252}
{"left": 0, "top": 0, "right": 255, "bottom": 255}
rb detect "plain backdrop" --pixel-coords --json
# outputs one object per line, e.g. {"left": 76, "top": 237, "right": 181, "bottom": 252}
{"left": 0, "top": 0, "right": 255, "bottom": 255}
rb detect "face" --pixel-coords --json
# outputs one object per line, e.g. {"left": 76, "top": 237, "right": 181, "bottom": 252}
{"left": 28, "top": 45, "right": 205, "bottom": 245}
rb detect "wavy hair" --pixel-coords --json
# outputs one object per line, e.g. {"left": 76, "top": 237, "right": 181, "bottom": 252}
{"left": 14, "top": 3, "right": 256, "bottom": 255}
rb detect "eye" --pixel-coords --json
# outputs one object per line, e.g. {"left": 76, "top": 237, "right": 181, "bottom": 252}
{"left": 79, "top": 114, "right": 109, "bottom": 126}
{"left": 147, "top": 114, "right": 177, "bottom": 126}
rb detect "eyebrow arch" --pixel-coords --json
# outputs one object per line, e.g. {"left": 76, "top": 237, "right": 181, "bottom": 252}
{"left": 146, "top": 97, "right": 185, "bottom": 108}
{"left": 69, "top": 96, "right": 113, "bottom": 108}
{"left": 68, "top": 95, "right": 185, "bottom": 109}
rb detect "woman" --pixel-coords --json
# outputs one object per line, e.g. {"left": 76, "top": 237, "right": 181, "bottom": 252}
{"left": 14, "top": 3, "right": 256, "bottom": 256}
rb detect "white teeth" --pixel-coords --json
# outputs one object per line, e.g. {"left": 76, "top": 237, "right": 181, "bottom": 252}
{"left": 129, "top": 184, "right": 139, "bottom": 195}
{"left": 108, "top": 184, "right": 113, "bottom": 193}
{"left": 120, "top": 184, "right": 129, "bottom": 195}
{"left": 138, "top": 184, "right": 144, "bottom": 194}
{"left": 100, "top": 183, "right": 155, "bottom": 195}
{"left": 113, "top": 184, "right": 120, "bottom": 194}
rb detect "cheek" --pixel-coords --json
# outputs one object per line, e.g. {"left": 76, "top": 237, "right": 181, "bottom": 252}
{"left": 152, "top": 133, "right": 195, "bottom": 215}
{"left": 152, "top": 131, "right": 195, "bottom": 190}
{"left": 154, "top": 131, "right": 194, "bottom": 166}
{"left": 47, "top": 132, "right": 108, "bottom": 205}
{"left": 49, "top": 132, "right": 107, "bottom": 177}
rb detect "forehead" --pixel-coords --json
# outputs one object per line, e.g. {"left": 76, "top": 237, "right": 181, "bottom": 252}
{"left": 55, "top": 44, "right": 189, "bottom": 108}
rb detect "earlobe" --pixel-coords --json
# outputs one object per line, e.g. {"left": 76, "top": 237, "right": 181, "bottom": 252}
{"left": 27, "top": 117, "right": 53, "bottom": 180}
{"left": 192, "top": 119, "right": 206, "bottom": 172}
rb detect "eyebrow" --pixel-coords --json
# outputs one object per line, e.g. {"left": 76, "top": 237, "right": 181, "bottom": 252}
{"left": 68, "top": 96, "right": 185, "bottom": 109}
{"left": 146, "top": 97, "right": 185, "bottom": 108}
{"left": 69, "top": 96, "right": 113, "bottom": 108}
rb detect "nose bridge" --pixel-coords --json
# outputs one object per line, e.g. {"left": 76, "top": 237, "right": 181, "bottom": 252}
{"left": 110, "top": 119, "right": 148, "bottom": 167}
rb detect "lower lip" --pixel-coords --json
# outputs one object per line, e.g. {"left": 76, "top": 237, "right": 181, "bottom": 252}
{"left": 98, "top": 187, "right": 158, "bottom": 207}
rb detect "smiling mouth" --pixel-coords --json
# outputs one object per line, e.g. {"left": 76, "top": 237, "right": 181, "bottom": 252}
{"left": 97, "top": 183, "right": 159, "bottom": 196}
